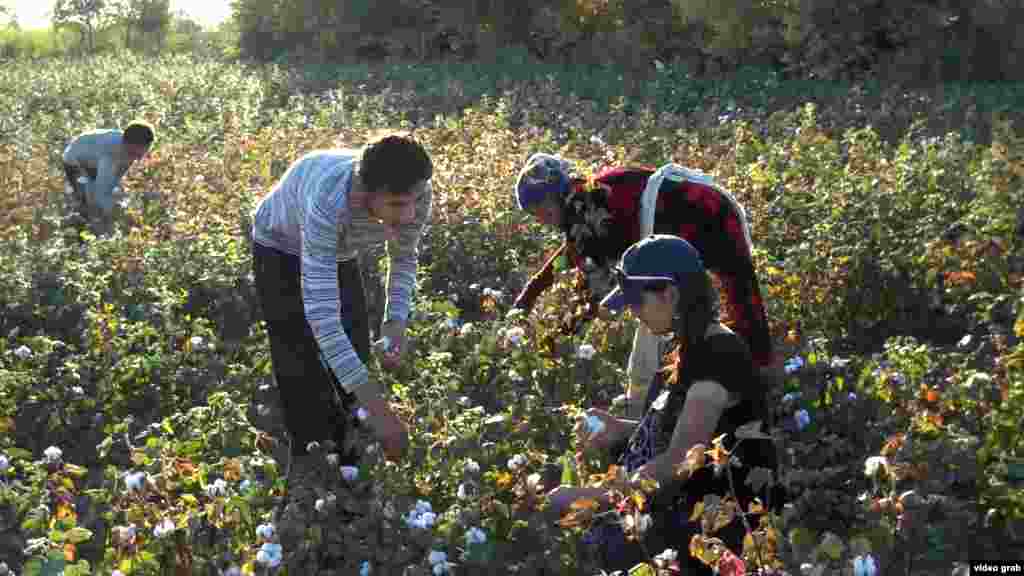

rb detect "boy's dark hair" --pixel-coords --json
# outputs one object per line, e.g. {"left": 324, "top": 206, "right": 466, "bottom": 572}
{"left": 123, "top": 121, "right": 155, "bottom": 147}
{"left": 360, "top": 133, "right": 433, "bottom": 195}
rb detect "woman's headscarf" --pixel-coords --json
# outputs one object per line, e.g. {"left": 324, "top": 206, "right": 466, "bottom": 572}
{"left": 514, "top": 152, "right": 573, "bottom": 210}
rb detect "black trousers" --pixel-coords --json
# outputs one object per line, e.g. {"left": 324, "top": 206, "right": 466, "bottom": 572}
{"left": 252, "top": 243, "right": 371, "bottom": 458}
{"left": 63, "top": 163, "right": 96, "bottom": 215}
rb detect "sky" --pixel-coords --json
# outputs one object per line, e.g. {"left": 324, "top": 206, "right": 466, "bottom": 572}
{"left": 7, "top": 0, "right": 232, "bottom": 29}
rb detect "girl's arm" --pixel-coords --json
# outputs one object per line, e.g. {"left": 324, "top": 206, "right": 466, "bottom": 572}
{"left": 631, "top": 379, "right": 730, "bottom": 487}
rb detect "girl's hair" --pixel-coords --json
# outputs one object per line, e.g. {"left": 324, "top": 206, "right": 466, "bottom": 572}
{"left": 359, "top": 131, "right": 433, "bottom": 195}
{"left": 660, "top": 270, "right": 720, "bottom": 386}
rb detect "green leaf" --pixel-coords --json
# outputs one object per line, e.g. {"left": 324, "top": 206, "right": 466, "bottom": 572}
{"left": 41, "top": 551, "right": 67, "bottom": 576}
{"left": 66, "top": 526, "right": 94, "bottom": 544}
{"left": 22, "top": 559, "right": 43, "bottom": 576}
{"left": 63, "top": 463, "right": 88, "bottom": 478}
{"left": 7, "top": 447, "right": 32, "bottom": 460}
{"left": 628, "top": 562, "right": 656, "bottom": 576}
{"left": 462, "top": 539, "right": 496, "bottom": 564}
{"left": 560, "top": 452, "right": 577, "bottom": 487}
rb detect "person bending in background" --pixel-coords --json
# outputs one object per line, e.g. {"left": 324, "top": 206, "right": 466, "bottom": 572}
{"left": 62, "top": 121, "right": 155, "bottom": 235}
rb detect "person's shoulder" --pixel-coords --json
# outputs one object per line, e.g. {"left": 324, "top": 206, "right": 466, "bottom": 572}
{"left": 71, "top": 129, "right": 117, "bottom": 144}
{"left": 702, "top": 325, "right": 753, "bottom": 364}
{"left": 595, "top": 165, "right": 656, "bottom": 184}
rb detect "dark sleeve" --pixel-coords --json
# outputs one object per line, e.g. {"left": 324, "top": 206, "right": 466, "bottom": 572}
{"left": 696, "top": 333, "right": 759, "bottom": 401}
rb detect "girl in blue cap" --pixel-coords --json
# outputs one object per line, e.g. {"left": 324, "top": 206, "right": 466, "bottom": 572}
{"left": 511, "top": 153, "right": 779, "bottom": 416}
{"left": 542, "top": 234, "right": 784, "bottom": 574}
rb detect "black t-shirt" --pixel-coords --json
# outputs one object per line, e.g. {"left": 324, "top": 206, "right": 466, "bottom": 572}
{"left": 618, "top": 327, "right": 779, "bottom": 505}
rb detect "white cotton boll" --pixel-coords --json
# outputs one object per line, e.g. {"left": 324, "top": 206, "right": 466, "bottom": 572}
{"left": 256, "top": 523, "right": 275, "bottom": 541}
{"left": 864, "top": 456, "right": 887, "bottom": 477}
{"left": 14, "top": 345, "right": 32, "bottom": 360}
{"left": 576, "top": 343, "right": 597, "bottom": 360}
{"left": 654, "top": 548, "right": 678, "bottom": 563}
{"left": 465, "top": 526, "right": 487, "bottom": 545}
{"left": 124, "top": 471, "right": 146, "bottom": 493}
{"left": 326, "top": 453, "right": 340, "bottom": 467}
{"left": 428, "top": 550, "right": 447, "bottom": 566}
{"left": 415, "top": 500, "right": 432, "bottom": 514}
{"left": 189, "top": 336, "right": 204, "bottom": 349}
{"left": 205, "top": 478, "right": 227, "bottom": 498}
{"left": 638, "top": 514, "right": 652, "bottom": 533}
{"left": 153, "top": 518, "right": 175, "bottom": 538}
{"left": 419, "top": 511, "right": 437, "bottom": 528}
{"left": 255, "top": 542, "right": 282, "bottom": 568}
{"left": 0, "top": 455, "right": 8, "bottom": 473}
{"left": 507, "top": 454, "right": 527, "bottom": 471}
{"left": 464, "top": 459, "right": 480, "bottom": 475}
{"left": 43, "top": 446, "right": 62, "bottom": 463}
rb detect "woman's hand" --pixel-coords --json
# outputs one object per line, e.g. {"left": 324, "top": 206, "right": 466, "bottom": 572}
{"left": 545, "top": 485, "right": 607, "bottom": 519}
{"left": 573, "top": 408, "right": 632, "bottom": 455}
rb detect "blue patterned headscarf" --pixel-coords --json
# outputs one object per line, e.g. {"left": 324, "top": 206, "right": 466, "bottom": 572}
{"left": 515, "top": 153, "right": 572, "bottom": 210}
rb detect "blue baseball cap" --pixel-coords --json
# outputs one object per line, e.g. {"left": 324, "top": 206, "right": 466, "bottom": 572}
{"left": 600, "top": 235, "right": 705, "bottom": 311}
{"left": 515, "top": 153, "right": 571, "bottom": 210}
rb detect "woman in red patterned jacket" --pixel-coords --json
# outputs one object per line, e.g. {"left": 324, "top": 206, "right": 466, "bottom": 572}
{"left": 511, "top": 153, "right": 779, "bottom": 414}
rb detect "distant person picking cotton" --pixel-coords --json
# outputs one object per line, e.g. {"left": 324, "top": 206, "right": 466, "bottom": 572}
{"left": 62, "top": 121, "right": 155, "bottom": 235}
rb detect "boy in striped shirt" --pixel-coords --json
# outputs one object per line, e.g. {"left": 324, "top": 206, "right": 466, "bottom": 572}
{"left": 250, "top": 133, "right": 432, "bottom": 559}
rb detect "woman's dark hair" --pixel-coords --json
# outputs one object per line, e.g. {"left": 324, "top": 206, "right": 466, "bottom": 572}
{"left": 360, "top": 133, "right": 433, "bottom": 195}
{"left": 660, "top": 270, "right": 720, "bottom": 386}
{"left": 123, "top": 121, "right": 155, "bottom": 147}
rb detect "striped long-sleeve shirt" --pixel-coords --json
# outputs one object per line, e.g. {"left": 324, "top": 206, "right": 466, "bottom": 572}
{"left": 251, "top": 149, "right": 433, "bottom": 394}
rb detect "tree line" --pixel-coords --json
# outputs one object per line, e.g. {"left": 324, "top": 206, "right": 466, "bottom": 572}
{"left": 2, "top": 0, "right": 1022, "bottom": 84}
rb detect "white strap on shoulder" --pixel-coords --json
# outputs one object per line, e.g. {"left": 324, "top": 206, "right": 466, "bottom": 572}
{"left": 639, "top": 164, "right": 753, "bottom": 254}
